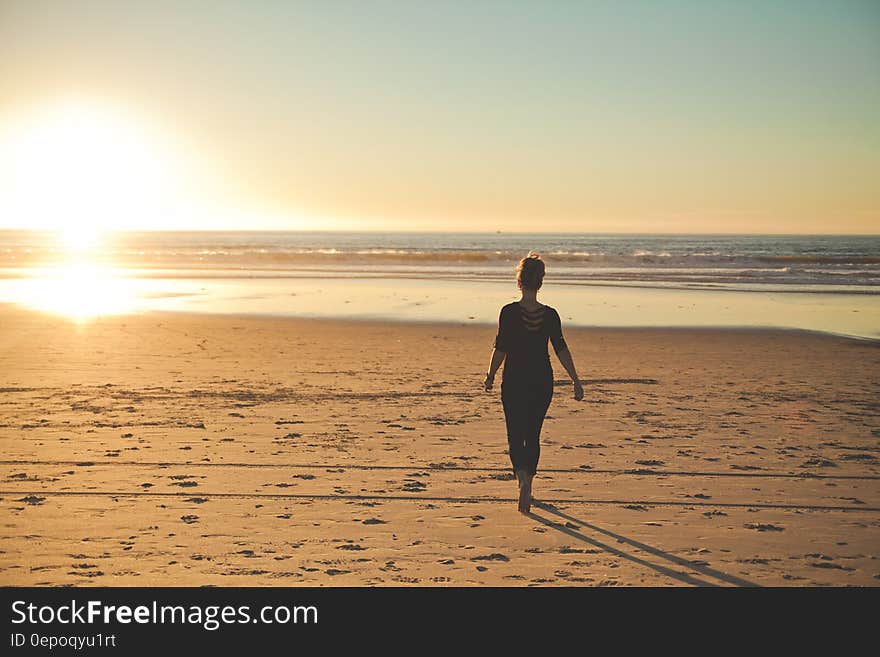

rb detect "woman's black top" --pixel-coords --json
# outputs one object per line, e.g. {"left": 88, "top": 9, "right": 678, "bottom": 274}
{"left": 493, "top": 302, "right": 568, "bottom": 383}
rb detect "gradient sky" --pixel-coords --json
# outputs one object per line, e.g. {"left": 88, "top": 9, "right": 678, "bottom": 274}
{"left": 1, "top": 0, "right": 878, "bottom": 233}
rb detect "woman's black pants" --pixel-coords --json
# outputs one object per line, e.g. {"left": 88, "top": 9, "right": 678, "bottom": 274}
{"left": 501, "top": 374, "right": 554, "bottom": 476}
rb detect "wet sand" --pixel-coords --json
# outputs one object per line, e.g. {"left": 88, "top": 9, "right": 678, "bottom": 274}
{"left": 1, "top": 306, "right": 878, "bottom": 586}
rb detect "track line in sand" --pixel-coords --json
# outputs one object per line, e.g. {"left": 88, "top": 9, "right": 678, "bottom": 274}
{"left": 0, "top": 459, "right": 876, "bottom": 481}
{"left": 0, "top": 379, "right": 660, "bottom": 396}
{"left": 3, "top": 489, "right": 878, "bottom": 512}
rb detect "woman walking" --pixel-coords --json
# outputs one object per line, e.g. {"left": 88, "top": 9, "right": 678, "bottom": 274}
{"left": 484, "top": 252, "right": 584, "bottom": 513}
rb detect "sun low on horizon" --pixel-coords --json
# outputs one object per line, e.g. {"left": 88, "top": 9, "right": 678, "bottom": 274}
{"left": 0, "top": 98, "right": 256, "bottom": 242}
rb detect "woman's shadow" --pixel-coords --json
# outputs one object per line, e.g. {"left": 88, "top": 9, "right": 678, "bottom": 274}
{"left": 527, "top": 500, "right": 759, "bottom": 587}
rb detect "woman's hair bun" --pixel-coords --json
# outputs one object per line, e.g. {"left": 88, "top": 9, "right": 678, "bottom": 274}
{"left": 517, "top": 251, "right": 546, "bottom": 291}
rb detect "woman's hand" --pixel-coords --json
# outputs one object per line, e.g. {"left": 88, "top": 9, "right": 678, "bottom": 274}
{"left": 573, "top": 380, "right": 584, "bottom": 401}
{"left": 484, "top": 372, "right": 495, "bottom": 392}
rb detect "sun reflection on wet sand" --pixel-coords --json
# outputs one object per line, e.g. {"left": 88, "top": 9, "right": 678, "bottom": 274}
{"left": 15, "top": 259, "right": 139, "bottom": 321}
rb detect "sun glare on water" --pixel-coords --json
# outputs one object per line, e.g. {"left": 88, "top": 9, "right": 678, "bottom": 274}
{"left": 0, "top": 99, "right": 209, "bottom": 319}
{"left": 24, "top": 260, "right": 137, "bottom": 322}
{"left": 0, "top": 98, "right": 303, "bottom": 320}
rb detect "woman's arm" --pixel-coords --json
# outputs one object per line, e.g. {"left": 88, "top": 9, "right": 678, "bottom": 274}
{"left": 556, "top": 347, "right": 584, "bottom": 400}
{"left": 485, "top": 306, "right": 508, "bottom": 391}
{"left": 550, "top": 309, "right": 583, "bottom": 400}
{"left": 484, "top": 348, "right": 506, "bottom": 391}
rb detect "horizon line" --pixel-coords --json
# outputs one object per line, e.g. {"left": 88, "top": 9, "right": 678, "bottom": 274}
{"left": 1, "top": 227, "right": 878, "bottom": 238}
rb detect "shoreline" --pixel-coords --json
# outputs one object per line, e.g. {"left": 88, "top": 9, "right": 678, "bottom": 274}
{"left": 2, "top": 265, "right": 879, "bottom": 296}
{"left": 151, "top": 309, "right": 880, "bottom": 345}
{"left": 4, "top": 302, "right": 878, "bottom": 345}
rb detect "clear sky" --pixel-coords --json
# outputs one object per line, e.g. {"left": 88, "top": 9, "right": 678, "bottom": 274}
{"left": 1, "top": 0, "right": 878, "bottom": 233}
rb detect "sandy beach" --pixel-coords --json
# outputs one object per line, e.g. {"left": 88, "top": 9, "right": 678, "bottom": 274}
{"left": 1, "top": 305, "right": 878, "bottom": 587}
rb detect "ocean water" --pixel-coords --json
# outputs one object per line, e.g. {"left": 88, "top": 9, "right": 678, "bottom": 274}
{"left": 3, "top": 231, "right": 880, "bottom": 290}
{"left": 1, "top": 230, "right": 878, "bottom": 338}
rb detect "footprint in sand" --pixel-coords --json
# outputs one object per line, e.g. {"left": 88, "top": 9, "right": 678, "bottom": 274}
{"left": 810, "top": 562, "right": 854, "bottom": 571}
{"left": 801, "top": 458, "right": 837, "bottom": 468}
{"left": 744, "top": 523, "right": 784, "bottom": 532}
